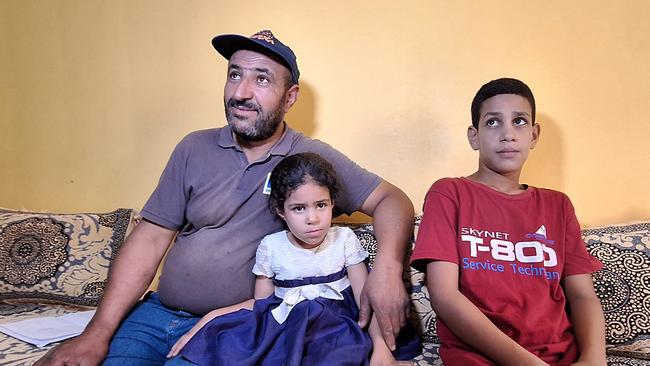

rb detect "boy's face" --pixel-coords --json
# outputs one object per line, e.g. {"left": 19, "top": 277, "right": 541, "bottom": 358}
{"left": 467, "top": 94, "right": 540, "bottom": 177}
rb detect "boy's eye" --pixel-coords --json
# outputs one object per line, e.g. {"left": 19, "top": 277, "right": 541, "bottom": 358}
{"left": 513, "top": 117, "right": 528, "bottom": 126}
{"left": 485, "top": 119, "right": 499, "bottom": 127}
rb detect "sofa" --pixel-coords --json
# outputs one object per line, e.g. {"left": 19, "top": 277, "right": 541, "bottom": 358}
{"left": 1, "top": 207, "right": 650, "bottom": 365}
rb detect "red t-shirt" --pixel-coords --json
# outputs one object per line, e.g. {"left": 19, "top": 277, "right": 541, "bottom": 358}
{"left": 411, "top": 178, "right": 602, "bottom": 366}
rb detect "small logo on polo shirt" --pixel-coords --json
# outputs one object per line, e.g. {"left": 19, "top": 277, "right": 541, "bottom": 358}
{"left": 262, "top": 172, "right": 272, "bottom": 195}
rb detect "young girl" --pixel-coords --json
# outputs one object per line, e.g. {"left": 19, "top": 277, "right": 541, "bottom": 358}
{"left": 165, "top": 152, "right": 416, "bottom": 366}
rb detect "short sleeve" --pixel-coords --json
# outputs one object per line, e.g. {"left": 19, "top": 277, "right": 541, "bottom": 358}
{"left": 140, "top": 134, "right": 193, "bottom": 230}
{"left": 341, "top": 227, "right": 369, "bottom": 267}
{"left": 411, "top": 181, "right": 460, "bottom": 272}
{"left": 562, "top": 197, "right": 603, "bottom": 276}
{"left": 252, "top": 236, "right": 274, "bottom": 277}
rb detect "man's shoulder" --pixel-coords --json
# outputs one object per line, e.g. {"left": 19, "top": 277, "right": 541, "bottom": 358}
{"left": 286, "top": 129, "right": 335, "bottom": 153}
{"left": 170, "top": 127, "right": 227, "bottom": 155}
{"left": 180, "top": 127, "right": 223, "bottom": 144}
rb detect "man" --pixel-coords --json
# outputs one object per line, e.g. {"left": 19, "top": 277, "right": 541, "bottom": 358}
{"left": 36, "top": 30, "right": 415, "bottom": 365}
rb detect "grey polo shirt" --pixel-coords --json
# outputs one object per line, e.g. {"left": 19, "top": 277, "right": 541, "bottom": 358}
{"left": 141, "top": 124, "right": 381, "bottom": 315}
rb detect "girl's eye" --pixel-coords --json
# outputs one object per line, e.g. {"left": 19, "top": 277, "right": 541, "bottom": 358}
{"left": 513, "top": 117, "right": 528, "bottom": 126}
{"left": 317, "top": 202, "right": 328, "bottom": 209}
{"left": 292, "top": 206, "right": 305, "bottom": 212}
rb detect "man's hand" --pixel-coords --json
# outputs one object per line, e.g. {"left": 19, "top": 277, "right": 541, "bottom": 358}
{"left": 34, "top": 333, "right": 108, "bottom": 366}
{"left": 358, "top": 262, "right": 409, "bottom": 350}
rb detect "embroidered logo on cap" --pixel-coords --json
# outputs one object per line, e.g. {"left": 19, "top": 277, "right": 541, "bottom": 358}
{"left": 251, "top": 30, "right": 275, "bottom": 45}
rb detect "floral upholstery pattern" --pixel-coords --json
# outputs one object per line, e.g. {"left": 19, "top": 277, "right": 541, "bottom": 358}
{"left": 0, "top": 208, "right": 134, "bottom": 306}
{"left": 585, "top": 222, "right": 650, "bottom": 360}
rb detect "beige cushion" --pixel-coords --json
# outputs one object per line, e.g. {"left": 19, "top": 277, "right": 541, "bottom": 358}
{"left": 0, "top": 208, "right": 135, "bottom": 306}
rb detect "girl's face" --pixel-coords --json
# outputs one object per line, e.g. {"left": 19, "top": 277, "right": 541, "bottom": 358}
{"left": 278, "top": 180, "right": 333, "bottom": 250}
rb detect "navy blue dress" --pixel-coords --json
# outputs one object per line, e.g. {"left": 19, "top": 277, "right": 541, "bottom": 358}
{"left": 180, "top": 269, "right": 372, "bottom": 366}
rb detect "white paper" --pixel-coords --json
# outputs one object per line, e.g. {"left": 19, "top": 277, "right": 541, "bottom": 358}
{"left": 0, "top": 310, "right": 95, "bottom": 347}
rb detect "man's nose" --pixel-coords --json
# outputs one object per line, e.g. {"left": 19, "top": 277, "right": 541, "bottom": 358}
{"left": 233, "top": 78, "right": 254, "bottom": 100}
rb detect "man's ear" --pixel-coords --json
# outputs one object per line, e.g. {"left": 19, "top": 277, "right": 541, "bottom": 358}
{"left": 283, "top": 84, "right": 300, "bottom": 113}
{"left": 530, "top": 123, "right": 541, "bottom": 149}
{"left": 467, "top": 126, "right": 480, "bottom": 151}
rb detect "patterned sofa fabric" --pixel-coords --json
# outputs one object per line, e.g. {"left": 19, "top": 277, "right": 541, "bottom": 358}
{"left": 0, "top": 208, "right": 134, "bottom": 306}
{"left": 585, "top": 222, "right": 650, "bottom": 360}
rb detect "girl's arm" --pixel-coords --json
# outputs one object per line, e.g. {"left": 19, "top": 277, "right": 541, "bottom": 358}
{"left": 564, "top": 274, "right": 606, "bottom": 366}
{"left": 348, "top": 263, "right": 406, "bottom": 366}
{"left": 428, "top": 261, "right": 549, "bottom": 366}
{"left": 167, "top": 275, "right": 274, "bottom": 358}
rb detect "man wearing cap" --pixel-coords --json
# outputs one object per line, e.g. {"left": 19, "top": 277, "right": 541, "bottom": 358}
{"left": 36, "top": 30, "right": 415, "bottom": 366}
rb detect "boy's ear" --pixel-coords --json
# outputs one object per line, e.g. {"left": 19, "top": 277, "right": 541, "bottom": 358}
{"left": 467, "top": 126, "right": 480, "bottom": 151}
{"left": 530, "top": 123, "right": 541, "bottom": 149}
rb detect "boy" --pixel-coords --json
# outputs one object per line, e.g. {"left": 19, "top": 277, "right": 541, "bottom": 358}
{"left": 411, "top": 78, "right": 606, "bottom": 366}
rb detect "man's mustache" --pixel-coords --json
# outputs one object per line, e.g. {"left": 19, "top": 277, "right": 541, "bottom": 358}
{"left": 227, "top": 98, "right": 260, "bottom": 112}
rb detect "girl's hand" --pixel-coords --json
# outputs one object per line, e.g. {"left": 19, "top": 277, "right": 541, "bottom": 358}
{"left": 167, "top": 330, "right": 197, "bottom": 358}
{"left": 369, "top": 344, "right": 413, "bottom": 366}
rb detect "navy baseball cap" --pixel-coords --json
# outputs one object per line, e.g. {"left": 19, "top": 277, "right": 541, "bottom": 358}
{"left": 212, "top": 30, "right": 300, "bottom": 85}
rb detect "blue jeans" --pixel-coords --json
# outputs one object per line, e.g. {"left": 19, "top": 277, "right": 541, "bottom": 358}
{"left": 102, "top": 292, "right": 200, "bottom": 366}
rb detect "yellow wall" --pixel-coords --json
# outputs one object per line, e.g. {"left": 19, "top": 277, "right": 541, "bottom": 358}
{"left": 1, "top": 0, "right": 649, "bottom": 228}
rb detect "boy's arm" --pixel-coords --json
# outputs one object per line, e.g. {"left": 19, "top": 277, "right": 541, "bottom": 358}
{"left": 428, "top": 261, "right": 549, "bottom": 366}
{"left": 564, "top": 274, "right": 606, "bottom": 366}
{"left": 167, "top": 276, "right": 274, "bottom": 358}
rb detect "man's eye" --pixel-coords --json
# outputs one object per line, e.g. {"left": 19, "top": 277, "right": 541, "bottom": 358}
{"left": 229, "top": 72, "right": 240, "bottom": 80}
{"left": 258, "top": 76, "right": 269, "bottom": 84}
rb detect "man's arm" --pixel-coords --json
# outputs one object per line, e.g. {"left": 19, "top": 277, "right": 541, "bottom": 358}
{"left": 35, "top": 220, "right": 177, "bottom": 366}
{"left": 428, "top": 261, "right": 549, "bottom": 366}
{"left": 356, "top": 179, "right": 414, "bottom": 350}
{"left": 565, "top": 274, "right": 607, "bottom": 366}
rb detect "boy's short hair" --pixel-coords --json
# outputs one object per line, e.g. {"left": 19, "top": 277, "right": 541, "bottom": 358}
{"left": 471, "top": 78, "right": 536, "bottom": 129}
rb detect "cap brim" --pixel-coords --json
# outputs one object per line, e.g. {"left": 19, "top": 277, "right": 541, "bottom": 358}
{"left": 211, "top": 34, "right": 280, "bottom": 61}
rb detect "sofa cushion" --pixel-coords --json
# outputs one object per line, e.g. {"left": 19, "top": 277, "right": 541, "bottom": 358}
{"left": 584, "top": 221, "right": 650, "bottom": 359}
{"left": 0, "top": 208, "right": 134, "bottom": 306}
{"left": 344, "top": 216, "right": 438, "bottom": 344}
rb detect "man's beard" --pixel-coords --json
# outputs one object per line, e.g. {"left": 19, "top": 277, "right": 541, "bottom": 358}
{"left": 225, "top": 96, "right": 286, "bottom": 142}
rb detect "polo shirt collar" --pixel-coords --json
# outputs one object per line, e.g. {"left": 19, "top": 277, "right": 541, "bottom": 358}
{"left": 217, "top": 122, "right": 295, "bottom": 157}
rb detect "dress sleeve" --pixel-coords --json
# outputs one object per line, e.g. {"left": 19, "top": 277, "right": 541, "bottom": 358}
{"left": 342, "top": 227, "right": 369, "bottom": 267}
{"left": 410, "top": 180, "right": 460, "bottom": 272}
{"left": 562, "top": 196, "right": 603, "bottom": 276}
{"left": 252, "top": 236, "right": 275, "bottom": 277}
